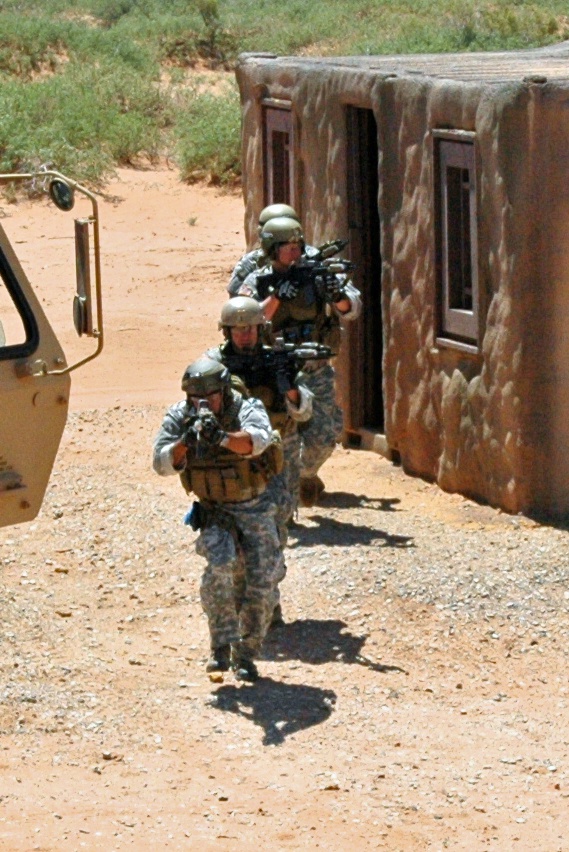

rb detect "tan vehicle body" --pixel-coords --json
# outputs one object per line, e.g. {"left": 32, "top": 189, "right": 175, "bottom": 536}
{"left": 0, "top": 171, "right": 103, "bottom": 528}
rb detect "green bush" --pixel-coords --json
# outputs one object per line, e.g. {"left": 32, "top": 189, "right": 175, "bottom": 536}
{"left": 173, "top": 82, "right": 241, "bottom": 184}
{"left": 0, "top": 60, "right": 168, "bottom": 182}
{"left": 0, "top": 0, "right": 568, "bottom": 189}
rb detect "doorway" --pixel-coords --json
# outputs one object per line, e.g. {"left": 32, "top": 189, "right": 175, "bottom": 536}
{"left": 346, "top": 106, "right": 383, "bottom": 432}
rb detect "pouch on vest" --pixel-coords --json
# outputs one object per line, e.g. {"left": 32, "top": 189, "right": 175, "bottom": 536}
{"left": 261, "top": 430, "right": 284, "bottom": 477}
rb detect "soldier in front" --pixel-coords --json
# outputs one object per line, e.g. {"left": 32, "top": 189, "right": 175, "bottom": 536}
{"left": 152, "top": 357, "right": 284, "bottom": 683}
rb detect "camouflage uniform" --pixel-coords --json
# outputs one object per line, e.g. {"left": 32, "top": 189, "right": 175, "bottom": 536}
{"left": 238, "top": 265, "right": 361, "bottom": 491}
{"left": 228, "top": 244, "right": 321, "bottom": 297}
{"left": 152, "top": 390, "right": 283, "bottom": 663}
{"left": 206, "top": 340, "right": 313, "bottom": 518}
{"left": 228, "top": 248, "right": 265, "bottom": 296}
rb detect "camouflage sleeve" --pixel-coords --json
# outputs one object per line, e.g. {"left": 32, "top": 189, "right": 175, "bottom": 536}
{"left": 238, "top": 396, "right": 273, "bottom": 456}
{"left": 286, "top": 383, "right": 314, "bottom": 423}
{"left": 236, "top": 269, "right": 262, "bottom": 300}
{"left": 204, "top": 345, "right": 223, "bottom": 363}
{"left": 152, "top": 400, "right": 188, "bottom": 476}
{"left": 227, "top": 249, "right": 264, "bottom": 296}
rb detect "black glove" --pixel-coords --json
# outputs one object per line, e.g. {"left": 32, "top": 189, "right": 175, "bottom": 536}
{"left": 182, "top": 424, "right": 199, "bottom": 449}
{"left": 323, "top": 273, "right": 346, "bottom": 304}
{"left": 199, "top": 413, "right": 227, "bottom": 447}
{"left": 276, "top": 279, "right": 299, "bottom": 301}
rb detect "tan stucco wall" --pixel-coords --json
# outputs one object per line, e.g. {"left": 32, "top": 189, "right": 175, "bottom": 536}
{"left": 236, "top": 55, "right": 569, "bottom": 518}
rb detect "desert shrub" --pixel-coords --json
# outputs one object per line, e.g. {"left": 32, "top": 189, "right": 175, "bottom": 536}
{"left": 173, "top": 82, "right": 241, "bottom": 184}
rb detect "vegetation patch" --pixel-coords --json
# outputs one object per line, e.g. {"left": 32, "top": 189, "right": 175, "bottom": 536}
{"left": 0, "top": 0, "right": 568, "bottom": 189}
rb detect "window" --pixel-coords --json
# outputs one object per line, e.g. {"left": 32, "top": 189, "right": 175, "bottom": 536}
{"left": 262, "top": 101, "right": 294, "bottom": 206}
{"left": 434, "top": 131, "right": 479, "bottom": 348}
{"left": 0, "top": 247, "right": 38, "bottom": 360}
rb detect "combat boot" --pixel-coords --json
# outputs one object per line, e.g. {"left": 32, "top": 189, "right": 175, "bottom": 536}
{"left": 299, "top": 475, "right": 325, "bottom": 507}
{"left": 231, "top": 648, "right": 259, "bottom": 682}
{"left": 205, "top": 644, "right": 231, "bottom": 673}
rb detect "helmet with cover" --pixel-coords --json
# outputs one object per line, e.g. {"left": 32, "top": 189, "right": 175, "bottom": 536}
{"left": 181, "top": 356, "right": 230, "bottom": 397}
{"left": 260, "top": 216, "right": 304, "bottom": 259}
{"left": 219, "top": 296, "right": 266, "bottom": 331}
{"left": 258, "top": 203, "right": 299, "bottom": 230}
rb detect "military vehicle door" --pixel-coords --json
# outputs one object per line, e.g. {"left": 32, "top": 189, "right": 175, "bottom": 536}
{"left": 0, "top": 222, "right": 71, "bottom": 526}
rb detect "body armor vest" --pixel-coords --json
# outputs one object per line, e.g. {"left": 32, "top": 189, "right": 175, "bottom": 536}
{"left": 256, "top": 269, "right": 341, "bottom": 349}
{"left": 179, "top": 391, "right": 282, "bottom": 503}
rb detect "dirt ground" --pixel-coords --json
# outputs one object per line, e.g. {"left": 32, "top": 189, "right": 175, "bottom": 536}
{"left": 1, "top": 168, "right": 569, "bottom": 851}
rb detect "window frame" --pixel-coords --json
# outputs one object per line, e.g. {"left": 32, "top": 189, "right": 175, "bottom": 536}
{"left": 262, "top": 99, "right": 294, "bottom": 207}
{"left": 433, "top": 129, "right": 479, "bottom": 352}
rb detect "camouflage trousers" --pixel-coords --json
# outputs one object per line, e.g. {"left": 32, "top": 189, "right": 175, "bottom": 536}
{"left": 195, "top": 489, "right": 283, "bottom": 659}
{"left": 282, "top": 427, "right": 301, "bottom": 516}
{"left": 298, "top": 363, "right": 344, "bottom": 478}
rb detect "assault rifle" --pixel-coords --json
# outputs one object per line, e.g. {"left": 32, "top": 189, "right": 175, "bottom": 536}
{"left": 270, "top": 238, "right": 356, "bottom": 304}
{"left": 224, "top": 338, "right": 334, "bottom": 397}
{"left": 183, "top": 399, "right": 224, "bottom": 459}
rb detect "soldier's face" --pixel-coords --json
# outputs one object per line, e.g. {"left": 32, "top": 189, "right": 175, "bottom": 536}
{"left": 190, "top": 390, "right": 223, "bottom": 414}
{"left": 230, "top": 324, "right": 259, "bottom": 351}
{"left": 275, "top": 242, "right": 302, "bottom": 269}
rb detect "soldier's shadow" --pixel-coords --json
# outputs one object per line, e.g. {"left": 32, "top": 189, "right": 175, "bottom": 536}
{"left": 288, "top": 513, "right": 414, "bottom": 549}
{"left": 210, "top": 678, "right": 336, "bottom": 746}
{"left": 318, "top": 492, "right": 401, "bottom": 512}
{"left": 263, "top": 618, "right": 407, "bottom": 674}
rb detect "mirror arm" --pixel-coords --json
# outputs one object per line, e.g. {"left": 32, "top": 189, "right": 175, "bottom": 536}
{"left": 0, "top": 170, "right": 104, "bottom": 375}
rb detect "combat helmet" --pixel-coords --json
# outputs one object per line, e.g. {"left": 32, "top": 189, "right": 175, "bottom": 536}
{"left": 219, "top": 296, "right": 266, "bottom": 331}
{"left": 182, "top": 356, "right": 230, "bottom": 397}
{"left": 260, "top": 216, "right": 304, "bottom": 258}
{"left": 258, "top": 203, "right": 299, "bottom": 230}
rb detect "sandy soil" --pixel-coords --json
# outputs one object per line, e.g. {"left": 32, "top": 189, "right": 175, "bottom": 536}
{"left": 1, "top": 168, "right": 568, "bottom": 851}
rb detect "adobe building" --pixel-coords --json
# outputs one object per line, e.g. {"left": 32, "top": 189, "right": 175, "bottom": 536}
{"left": 234, "top": 42, "right": 569, "bottom": 519}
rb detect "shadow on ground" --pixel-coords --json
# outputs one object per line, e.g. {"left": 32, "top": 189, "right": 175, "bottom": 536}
{"left": 210, "top": 678, "right": 337, "bottom": 745}
{"left": 263, "top": 618, "right": 407, "bottom": 674}
{"left": 318, "top": 492, "right": 401, "bottom": 512}
{"left": 289, "top": 513, "right": 414, "bottom": 548}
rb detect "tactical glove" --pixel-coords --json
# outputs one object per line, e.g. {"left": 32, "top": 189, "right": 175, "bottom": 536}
{"left": 276, "top": 279, "right": 299, "bottom": 301}
{"left": 323, "top": 273, "right": 347, "bottom": 304}
{"left": 199, "top": 413, "right": 227, "bottom": 447}
{"left": 182, "top": 424, "right": 199, "bottom": 449}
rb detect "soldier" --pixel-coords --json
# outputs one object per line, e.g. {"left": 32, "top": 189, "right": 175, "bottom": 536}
{"left": 206, "top": 296, "right": 314, "bottom": 519}
{"left": 237, "top": 216, "right": 362, "bottom": 507}
{"left": 206, "top": 296, "right": 315, "bottom": 630}
{"left": 152, "top": 356, "right": 284, "bottom": 682}
{"left": 228, "top": 203, "right": 300, "bottom": 296}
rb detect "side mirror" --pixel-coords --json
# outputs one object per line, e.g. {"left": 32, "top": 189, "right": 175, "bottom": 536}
{"left": 48, "top": 178, "right": 75, "bottom": 212}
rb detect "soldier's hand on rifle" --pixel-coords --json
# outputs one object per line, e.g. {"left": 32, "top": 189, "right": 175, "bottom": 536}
{"left": 199, "top": 413, "right": 228, "bottom": 447}
{"left": 275, "top": 279, "right": 299, "bottom": 301}
{"left": 323, "top": 273, "right": 347, "bottom": 304}
{"left": 182, "top": 424, "right": 199, "bottom": 449}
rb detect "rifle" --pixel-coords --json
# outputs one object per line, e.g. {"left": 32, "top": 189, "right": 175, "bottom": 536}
{"left": 183, "top": 399, "right": 225, "bottom": 458}
{"left": 271, "top": 239, "right": 356, "bottom": 304}
{"left": 223, "top": 338, "right": 334, "bottom": 398}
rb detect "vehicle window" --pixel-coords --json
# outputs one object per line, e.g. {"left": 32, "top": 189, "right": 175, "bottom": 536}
{"left": 0, "top": 247, "right": 38, "bottom": 359}
{"left": 0, "top": 279, "right": 27, "bottom": 349}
